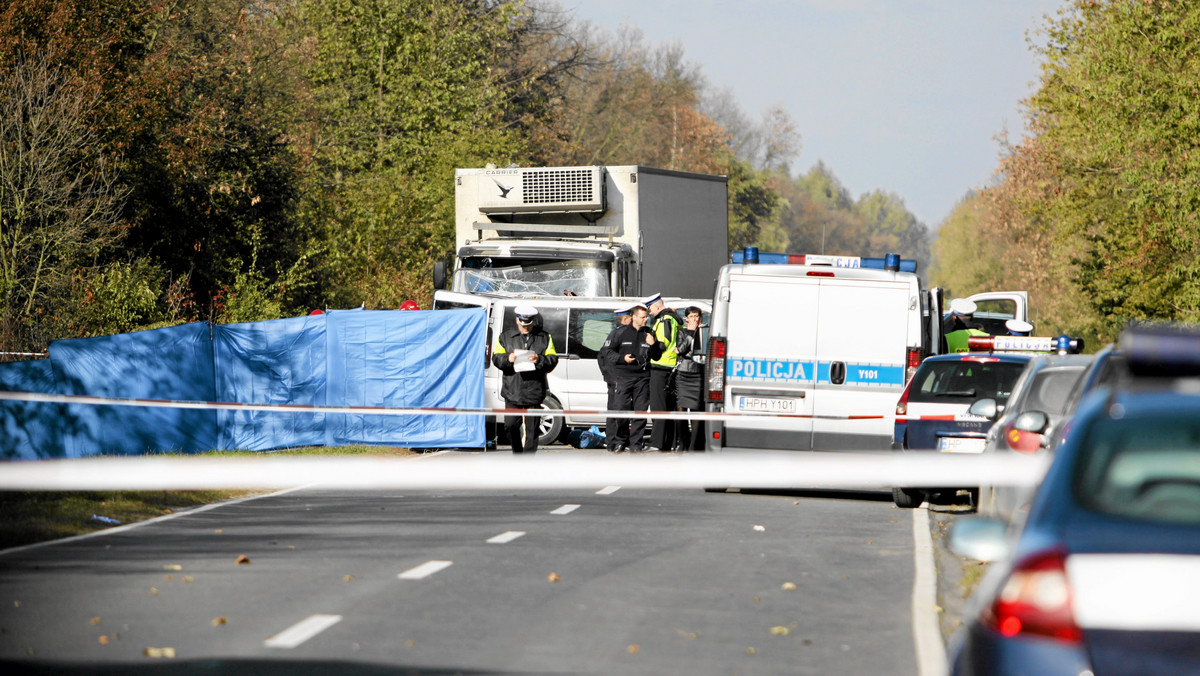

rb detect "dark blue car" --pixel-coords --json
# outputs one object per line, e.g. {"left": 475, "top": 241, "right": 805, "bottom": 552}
{"left": 947, "top": 325, "right": 1200, "bottom": 675}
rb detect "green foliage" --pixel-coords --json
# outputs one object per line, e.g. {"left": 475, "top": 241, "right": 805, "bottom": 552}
{"left": 73, "top": 260, "right": 169, "bottom": 336}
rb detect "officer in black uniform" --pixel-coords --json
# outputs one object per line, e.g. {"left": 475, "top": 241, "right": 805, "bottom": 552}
{"left": 598, "top": 304, "right": 634, "bottom": 452}
{"left": 491, "top": 305, "right": 559, "bottom": 454}
{"left": 602, "top": 304, "right": 662, "bottom": 452}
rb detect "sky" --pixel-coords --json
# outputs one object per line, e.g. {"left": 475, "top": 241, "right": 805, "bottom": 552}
{"left": 568, "top": 0, "right": 1065, "bottom": 229}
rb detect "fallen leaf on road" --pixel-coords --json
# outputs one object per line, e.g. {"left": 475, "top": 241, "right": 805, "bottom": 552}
{"left": 163, "top": 564, "right": 182, "bottom": 571}
{"left": 753, "top": 525, "right": 765, "bottom": 531}
{"left": 547, "top": 572, "right": 561, "bottom": 583}
{"left": 148, "top": 587, "right": 159, "bottom": 596}
{"left": 214, "top": 529, "right": 223, "bottom": 534}
{"left": 753, "top": 597, "right": 761, "bottom": 603}
{"left": 770, "top": 626, "right": 790, "bottom": 636}
{"left": 164, "top": 575, "right": 174, "bottom": 581}
{"left": 627, "top": 645, "right": 639, "bottom": 654}
{"left": 182, "top": 576, "right": 195, "bottom": 583}
{"left": 781, "top": 582, "right": 796, "bottom": 591}
{"left": 235, "top": 555, "right": 251, "bottom": 565}
{"left": 89, "top": 617, "right": 101, "bottom": 626}
{"left": 745, "top": 647, "right": 756, "bottom": 655}
{"left": 143, "top": 647, "right": 176, "bottom": 658}
{"left": 287, "top": 545, "right": 295, "bottom": 550}
{"left": 343, "top": 575, "right": 355, "bottom": 582}
{"left": 98, "top": 635, "right": 109, "bottom": 645}
{"left": 211, "top": 617, "right": 227, "bottom": 627}
{"left": 675, "top": 629, "right": 698, "bottom": 640}
{"left": 866, "top": 540, "right": 873, "bottom": 545}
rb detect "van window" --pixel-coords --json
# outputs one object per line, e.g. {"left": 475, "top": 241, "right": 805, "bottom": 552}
{"left": 500, "top": 307, "right": 568, "bottom": 355}
{"left": 570, "top": 310, "right": 618, "bottom": 359}
{"left": 972, "top": 299, "right": 1017, "bottom": 336}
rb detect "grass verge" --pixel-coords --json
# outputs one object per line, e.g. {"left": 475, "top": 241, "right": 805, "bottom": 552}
{"left": 0, "top": 446, "right": 420, "bottom": 550}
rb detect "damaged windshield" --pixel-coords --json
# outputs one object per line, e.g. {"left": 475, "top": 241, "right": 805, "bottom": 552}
{"left": 453, "top": 257, "right": 611, "bottom": 296}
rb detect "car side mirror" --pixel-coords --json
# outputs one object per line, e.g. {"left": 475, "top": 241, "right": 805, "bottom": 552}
{"left": 947, "top": 517, "right": 1010, "bottom": 562}
{"left": 968, "top": 397, "right": 998, "bottom": 420}
{"left": 1012, "top": 410, "right": 1049, "bottom": 435}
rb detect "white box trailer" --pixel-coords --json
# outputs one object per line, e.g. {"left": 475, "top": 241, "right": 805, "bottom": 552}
{"left": 704, "top": 251, "right": 1027, "bottom": 452}
{"left": 439, "top": 165, "right": 728, "bottom": 300}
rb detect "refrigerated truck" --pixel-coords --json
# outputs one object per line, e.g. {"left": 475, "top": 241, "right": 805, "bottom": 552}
{"left": 435, "top": 165, "right": 728, "bottom": 300}
{"left": 703, "top": 251, "right": 1027, "bottom": 452}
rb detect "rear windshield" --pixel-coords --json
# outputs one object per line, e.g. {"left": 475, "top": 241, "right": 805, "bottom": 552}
{"left": 1022, "top": 366, "right": 1087, "bottom": 416}
{"left": 1075, "top": 414, "right": 1200, "bottom": 525}
{"left": 908, "top": 360, "right": 1026, "bottom": 404}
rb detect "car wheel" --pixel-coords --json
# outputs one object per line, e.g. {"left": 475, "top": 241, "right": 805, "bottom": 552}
{"left": 537, "top": 396, "right": 565, "bottom": 447}
{"left": 892, "top": 487, "right": 924, "bottom": 509}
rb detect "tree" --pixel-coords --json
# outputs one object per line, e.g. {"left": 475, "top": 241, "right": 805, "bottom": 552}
{"left": 0, "top": 53, "right": 127, "bottom": 350}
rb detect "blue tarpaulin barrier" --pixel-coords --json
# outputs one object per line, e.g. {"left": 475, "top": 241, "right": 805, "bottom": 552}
{"left": 0, "top": 358, "right": 62, "bottom": 459}
{"left": 50, "top": 322, "right": 218, "bottom": 456}
{"left": 213, "top": 314, "right": 328, "bottom": 452}
{"left": 0, "top": 308, "right": 486, "bottom": 458}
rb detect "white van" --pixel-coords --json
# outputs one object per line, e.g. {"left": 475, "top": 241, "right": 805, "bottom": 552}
{"left": 704, "top": 251, "right": 1026, "bottom": 452}
{"left": 434, "top": 291, "right": 710, "bottom": 445}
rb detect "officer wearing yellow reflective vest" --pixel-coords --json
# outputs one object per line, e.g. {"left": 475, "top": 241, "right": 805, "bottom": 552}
{"left": 645, "top": 293, "right": 682, "bottom": 451}
{"left": 491, "top": 305, "right": 559, "bottom": 454}
{"left": 944, "top": 298, "right": 989, "bottom": 353}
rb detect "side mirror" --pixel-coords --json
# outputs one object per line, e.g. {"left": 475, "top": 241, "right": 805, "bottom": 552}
{"left": 968, "top": 397, "right": 998, "bottom": 420}
{"left": 433, "top": 260, "right": 447, "bottom": 290}
{"left": 947, "top": 517, "right": 1010, "bottom": 562}
{"left": 1012, "top": 410, "right": 1049, "bottom": 435}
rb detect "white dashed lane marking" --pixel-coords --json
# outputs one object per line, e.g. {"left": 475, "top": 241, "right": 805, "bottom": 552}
{"left": 487, "top": 531, "right": 526, "bottom": 544}
{"left": 596, "top": 486, "right": 621, "bottom": 495}
{"left": 550, "top": 504, "right": 580, "bottom": 515}
{"left": 398, "top": 560, "right": 453, "bottom": 580}
{"left": 264, "top": 614, "right": 343, "bottom": 649}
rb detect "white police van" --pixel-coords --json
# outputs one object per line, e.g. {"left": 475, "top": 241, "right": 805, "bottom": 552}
{"left": 434, "top": 290, "right": 710, "bottom": 445}
{"left": 704, "top": 249, "right": 1027, "bottom": 452}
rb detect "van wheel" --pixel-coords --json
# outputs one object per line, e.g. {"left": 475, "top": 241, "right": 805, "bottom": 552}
{"left": 892, "top": 487, "right": 924, "bottom": 509}
{"left": 537, "top": 396, "right": 565, "bottom": 447}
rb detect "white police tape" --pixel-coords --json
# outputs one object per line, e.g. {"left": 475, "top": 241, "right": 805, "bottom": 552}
{"left": 0, "top": 452, "right": 1051, "bottom": 492}
{"left": 0, "top": 390, "right": 883, "bottom": 422}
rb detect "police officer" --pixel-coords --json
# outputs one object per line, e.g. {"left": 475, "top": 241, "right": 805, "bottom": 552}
{"left": 491, "top": 305, "right": 559, "bottom": 454}
{"left": 1005, "top": 319, "right": 1033, "bottom": 336}
{"left": 944, "top": 298, "right": 989, "bottom": 353}
{"left": 598, "top": 304, "right": 634, "bottom": 452}
{"left": 603, "top": 304, "right": 662, "bottom": 453}
{"left": 645, "top": 293, "right": 682, "bottom": 451}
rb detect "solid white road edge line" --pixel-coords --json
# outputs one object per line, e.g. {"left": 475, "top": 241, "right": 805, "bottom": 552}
{"left": 487, "top": 531, "right": 526, "bottom": 544}
{"left": 264, "top": 614, "right": 343, "bottom": 649}
{"left": 0, "top": 484, "right": 314, "bottom": 558}
{"left": 596, "top": 486, "right": 621, "bottom": 495}
{"left": 912, "top": 507, "right": 947, "bottom": 676}
{"left": 550, "top": 504, "right": 580, "bottom": 515}
{"left": 398, "top": 560, "right": 453, "bottom": 580}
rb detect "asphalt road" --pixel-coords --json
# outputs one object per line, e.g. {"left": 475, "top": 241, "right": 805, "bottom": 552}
{"left": 0, "top": 452, "right": 933, "bottom": 675}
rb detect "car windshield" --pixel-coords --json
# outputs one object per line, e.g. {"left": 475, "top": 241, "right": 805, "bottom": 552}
{"left": 1075, "top": 413, "right": 1200, "bottom": 525}
{"left": 453, "top": 257, "right": 611, "bottom": 296}
{"left": 1021, "top": 366, "right": 1088, "bottom": 416}
{"left": 908, "top": 360, "right": 1026, "bottom": 404}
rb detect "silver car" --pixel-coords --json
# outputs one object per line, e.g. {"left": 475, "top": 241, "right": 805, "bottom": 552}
{"left": 969, "top": 353, "right": 1094, "bottom": 521}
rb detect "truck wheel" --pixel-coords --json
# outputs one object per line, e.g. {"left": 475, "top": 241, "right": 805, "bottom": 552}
{"left": 892, "top": 487, "right": 924, "bottom": 509}
{"left": 537, "top": 396, "right": 565, "bottom": 447}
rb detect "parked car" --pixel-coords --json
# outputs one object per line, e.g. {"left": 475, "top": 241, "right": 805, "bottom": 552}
{"left": 891, "top": 351, "right": 1034, "bottom": 508}
{"left": 973, "top": 353, "right": 1094, "bottom": 522}
{"left": 947, "top": 324, "right": 1200, "bottom": 676}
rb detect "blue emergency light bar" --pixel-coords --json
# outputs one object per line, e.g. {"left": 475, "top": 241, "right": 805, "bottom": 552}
{"left": 732, "top": 248, "right": 918, "bottom": 273}
{"left": 1121, "top": 324, "right": 1200, "bottom": 377}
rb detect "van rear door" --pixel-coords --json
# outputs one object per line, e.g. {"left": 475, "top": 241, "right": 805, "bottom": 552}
{"left": 722, "top": 272, "right": 818, "bottom": 450}
{"left": 811, "top": 277, "right": 912, "bottom": 451}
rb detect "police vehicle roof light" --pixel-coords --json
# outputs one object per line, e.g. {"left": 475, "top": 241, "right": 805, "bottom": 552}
{"left": 1120, "top": 323, "right": 1200, "bottom": 378}
{"left": 732, "top": 248, "right": 918, "bottom": 273}
{"left": 966, "top": 335, "right": 1084, "bottom": 355}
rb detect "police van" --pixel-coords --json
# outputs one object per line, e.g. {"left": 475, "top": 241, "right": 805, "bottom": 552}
{"left": 434, "top": 291, "right": 710, "bottom": 445}
{"left": 704, "top": 249, "right": 1027, "bottom": 452}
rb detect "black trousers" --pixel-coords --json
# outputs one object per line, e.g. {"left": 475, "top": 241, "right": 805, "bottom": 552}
{"left": 503, "top": 400, "right": 539, "bottom": 454}
{"left": 649, "top": 367, "right": 676, "bottom": 450}
{"left": 604, "top": 381, "right": 629, "bottom": 450}
{"left": 611, "top": 375, "right": 650, "bottom": 450}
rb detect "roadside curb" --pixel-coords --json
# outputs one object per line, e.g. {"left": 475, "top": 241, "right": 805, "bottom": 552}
{"left": 913, "top": 506, "right": 947, "bottom": 676}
